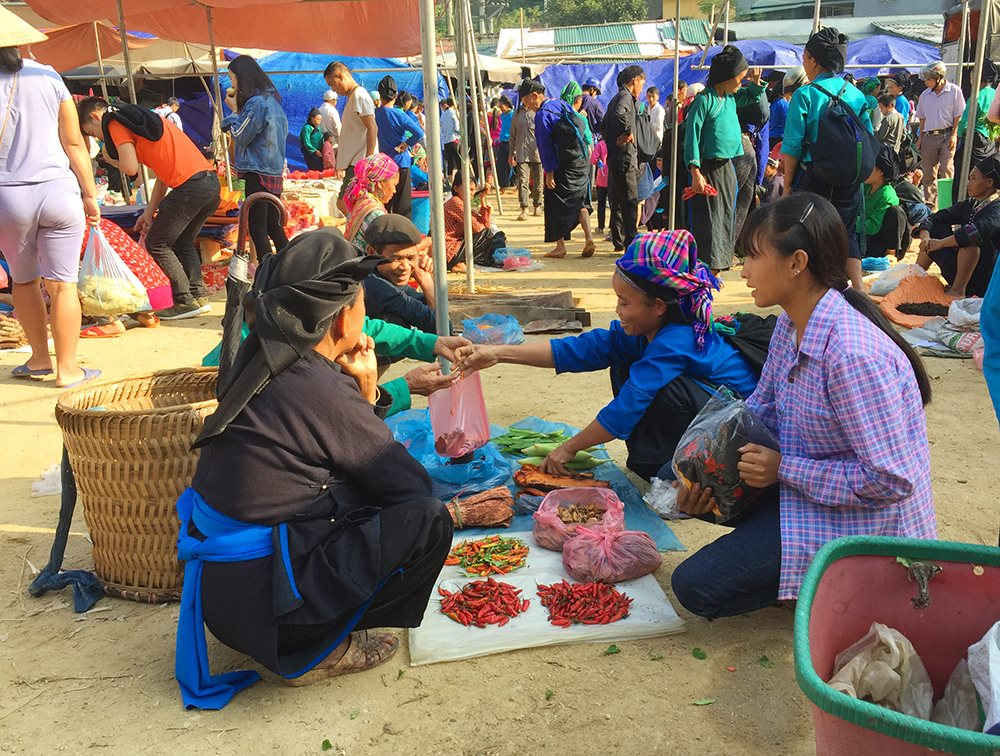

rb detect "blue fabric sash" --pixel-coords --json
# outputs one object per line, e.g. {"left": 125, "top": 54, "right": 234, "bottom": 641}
{"left": 175, "top": 487, "right": 273, "bottom": 710}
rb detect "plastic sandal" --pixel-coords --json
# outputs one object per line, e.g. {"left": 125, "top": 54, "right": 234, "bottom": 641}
{"left": 12, "top": 363, "right": 53, "bottom": 378}
{"left": 57, "top": 367, "right": 101, "bottom": 390}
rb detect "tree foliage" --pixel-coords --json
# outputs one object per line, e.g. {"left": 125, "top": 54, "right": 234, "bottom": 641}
{"left": 498, "top": 0, "right": 650, "bottom": 29}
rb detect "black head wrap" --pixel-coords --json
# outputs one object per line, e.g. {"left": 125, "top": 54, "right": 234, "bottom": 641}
{"left": 874, "top": 145, "right": 899, "bottom": 183}
{"left": 805, "top": 27, "right": 848, "bottom": 73}
{"left": 983, "top": 60, "right": 998, "bottom": 86}
{"left": 377, "top": 75, "right": 398, "bottom": 102}
{"left": 707, "top": 45, "right": 748, "bottom": 87}
{"left": 977, "top": 155, "right": 1000, "bottom": 186}
{"left": 196, "top": 229, "right": 382, "bottom": 447}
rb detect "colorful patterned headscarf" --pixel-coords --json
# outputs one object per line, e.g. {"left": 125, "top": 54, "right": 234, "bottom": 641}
{"left": 343, "top": 153, "right": 399, "bottom": 213}
{"left": 561, "top": 81, "right": 583, "bottom": 106}
{"left": 615, "top": 229, "right": 721, "bottom": 349}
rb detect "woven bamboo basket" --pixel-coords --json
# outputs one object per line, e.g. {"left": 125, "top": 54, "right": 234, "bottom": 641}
{"left": 55, "top": 367, "right": 218, "bottom": 603}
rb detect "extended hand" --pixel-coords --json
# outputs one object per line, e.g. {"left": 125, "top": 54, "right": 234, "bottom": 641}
{"left": 335, "top": 334, "right": 378, "bottom": 403}
{"left": 616, "top": 133, "right": 634, "bottom": 147}
{"left": 737, "top": 444, "right": 781, "bottom": 488}
{"left": 433, "top": 335, "right": 472, "bottom": 363}
{"left": 404, "top": 363, "right": 456, "bottom": 396}
{"left": 454, "top": 344, "right": 499, "bottom": 374}
{"left": 540, "top": 443, "right": 575, "bottom": 476}
{"left": 224, "top": 88, "right": 238, "bottom": 113}
{"left": 133, "top": 211, "right": 153, "bottom": 235}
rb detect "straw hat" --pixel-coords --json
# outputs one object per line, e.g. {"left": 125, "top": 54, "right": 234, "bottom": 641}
{"left": 0, "top": 6, "right": 47, "bottom": 48}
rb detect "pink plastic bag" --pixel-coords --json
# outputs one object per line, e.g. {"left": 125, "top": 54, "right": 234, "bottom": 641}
{"left": 428, "top": 372, "right": 490, "bottom": 458}
{"left": 562, "top": 527, "right": 662, "bottom": 583}
{"left": 532, "top": 487, "right": 625, "bottom": 551}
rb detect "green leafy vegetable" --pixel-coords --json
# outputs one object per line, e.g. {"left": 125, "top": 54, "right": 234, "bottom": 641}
{"left": 545, "top": 689, "right": 555, "bottom": 700}
{"left": 758, "top": 655, "right": 774, "bottom": 669}
{"left": 692, "top": 647, "right": 707, "bottom": 660}
{"left": 692, "top": 698, "right": 716, "bottom": 706}
{"left": 321, "top": 739, "right": 333, "bottom": 751}
{"left": 603, "top": 644, "right": 621, "bottom": 656}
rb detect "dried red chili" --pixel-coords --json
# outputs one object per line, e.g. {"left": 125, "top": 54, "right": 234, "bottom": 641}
{"left": 438, "top": 577, "right": 530, "bottom": 628}
{"left": 536, "top": 580, "right": 632, "bottom": 627}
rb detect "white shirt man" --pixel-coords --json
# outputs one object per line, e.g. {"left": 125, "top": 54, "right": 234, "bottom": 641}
{"left": 319, "top": 89, "right": 341, "bottom": 145}
{"left": 646, "top": 86, "right": 666, "bottom": 146}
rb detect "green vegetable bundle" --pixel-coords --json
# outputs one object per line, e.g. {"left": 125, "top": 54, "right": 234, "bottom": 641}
{"left": 493, "top": 429, "right": 570, "bottom": 454}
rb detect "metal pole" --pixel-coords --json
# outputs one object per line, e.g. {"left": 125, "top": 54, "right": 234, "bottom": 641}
{"left": 956, "top": 0, "right": 970, "bottom": 86}
{"left": 114, "top": 0, "right": 150, "bottom": 203}
{"left": 92, "top": 23, "right": 110, "bottom": 100}
{"left": 446, "top": 0, "right": 454, "bottom": 37}
{"left": 465, "top": 0, "right": 503, "bottom": 214}
{"left": 205, "top": 7, "right": 233, "bottom": 191}
{"left": 520, "top": 8, "right": 526, "bottom": 65}
{"left": 453, "top": 0, "right": 476, "bottom": 293}
{"left": 419, "top": 0, "right": 451, "bottom": 340}
{"left": 812, "top": 0, "right": 821, "bottom": 35}
{"left": 723, "top": 0, "right": 729, "bottom": 44}
{"left": 669, "top": 0, "right": 681, "bottom": 228}
{"left": 463, "top": 2, "right": 486, "bottom": 184}
{"left": 958, "top": 0, "right": 991, "bottom": 201}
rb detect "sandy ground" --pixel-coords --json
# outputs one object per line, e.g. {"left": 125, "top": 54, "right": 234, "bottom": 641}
{"left": 1, "top": 194, "right": 998, "bottom": 755}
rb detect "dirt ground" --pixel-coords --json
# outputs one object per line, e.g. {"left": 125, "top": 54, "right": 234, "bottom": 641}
{"left": 1, "top": 195, "right": 998, "bottom": 755}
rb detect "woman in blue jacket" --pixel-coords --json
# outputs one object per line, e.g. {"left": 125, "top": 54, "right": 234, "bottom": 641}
{"left": 222, "top": 55, "right": 290, "bottom": 256}
{"left": 456, "top": 229, "right": 763, "bottom": 480}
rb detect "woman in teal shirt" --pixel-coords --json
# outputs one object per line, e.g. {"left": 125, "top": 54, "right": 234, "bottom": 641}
{"left": 299, "top": 108, "right": 325, "bottom": 171}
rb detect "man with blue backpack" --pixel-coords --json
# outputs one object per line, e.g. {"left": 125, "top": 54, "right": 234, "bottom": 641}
{"left": 781, "top": 27, "right": 878, "bottom": 291}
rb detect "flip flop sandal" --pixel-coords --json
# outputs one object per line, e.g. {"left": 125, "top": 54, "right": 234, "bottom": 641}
{"left": 134, "top": 313, "right": 160, "bottom": 328}
{"left": 544, "top": 249, "right": 567, "bottom": 259}
{"left": 12, "top": 363, "right": 53, "bottom": 379}
{"left": 283, "top": 631, "right": 399, "bottom": 687}
{"left": 80, "top": 322, "right": 125, "bottom": 339}
{"left": 57, "top": 367, "right": 101, "bottom": 390}
{"left": 581, "top": 243, "right": 596, "bottom": 258}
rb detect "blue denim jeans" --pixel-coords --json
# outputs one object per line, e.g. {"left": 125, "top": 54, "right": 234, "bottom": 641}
{"left": 670, "top": 491, "right": 780, "bottom": 620}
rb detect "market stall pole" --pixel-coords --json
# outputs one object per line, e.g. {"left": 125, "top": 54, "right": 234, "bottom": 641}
{"left": 453, "top": 0, "right": 477, "bottom": 293}
{"left": 668, "top": 0, "right": 681, "bottom": 228}
{"left": 811, "top": 0, "right": 821, "bottom": 35}
{"left": 461, "top": 1, "right": 486, "bottom": 186}
{"left": 463, "top": 0, "right": 504, "bottom": 214}
{"left": 956, "top": 0, "right": 970, "bottom": 86}
{"left": 204, "top": 6, "right": 233, "bottom": 191}
{"left": 114, "top": 0, "right": 151, "bottom": 203}
{"left": 419, "top": 0, "right": 452, "bottom": 338}
{"left": 957, "top": 0, "right": 992, "bottom": 201}
{"left": 92, "top": 22, "right": 110, "bottom": 100}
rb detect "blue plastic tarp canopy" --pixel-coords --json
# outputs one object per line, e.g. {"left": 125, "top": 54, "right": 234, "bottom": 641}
{"left": 845, "top": 35, "right": 941, "bottom": 79}
{"left": 223, "top": 52, "right": 448, "bottom": 170}
{"left": 539, "top": 39, "right": 803, "bottom": 104}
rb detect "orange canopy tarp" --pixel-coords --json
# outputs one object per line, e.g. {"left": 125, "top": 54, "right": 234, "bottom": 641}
{"left": 27, "top": 21, "right": 152, "bottom": 74}
{"left": 25, "top": 0, "right": 422, "bottom": 58}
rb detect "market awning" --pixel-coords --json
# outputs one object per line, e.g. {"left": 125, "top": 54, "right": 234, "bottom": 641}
{"left": 26, "top": 21, "right": 152, "bottom": 73}
{"left": 404, "top": 51, "right": 538, "bottom": 81}
{"left": 25, "top": 0, "right": 422, "bottom": 57}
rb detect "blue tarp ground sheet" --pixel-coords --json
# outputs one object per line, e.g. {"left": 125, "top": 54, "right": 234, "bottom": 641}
{"left": 539, "top": 35, "right": 939, "bottom": 103}
{"left": 385, "top": 409, "right": 684, "bottom": 552}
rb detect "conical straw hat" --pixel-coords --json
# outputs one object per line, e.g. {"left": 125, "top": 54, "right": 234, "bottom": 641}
{"left": 0, "top": 6, "right": 47, "bottom": 48}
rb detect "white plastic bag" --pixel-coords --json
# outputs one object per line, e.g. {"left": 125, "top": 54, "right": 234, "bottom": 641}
{"left": 932, "top": 660, "right": 983, "bottom": 731}
{"left": 968, "top": 620, "right": 1000, "bottom": 735}
{"left": 78, "top": 226, "right": 151, "bottom": 316}
{"left": 643, "top": 477, "right": 688, "bottom": 520}
{"left": 828, "top": 622, "right": 934, "bottom": 720}
{"left": 870, "top": 263, "right": 927, "bottom": 297}
{"left": 948, "top": 297, "right": 983, "bottom": 330}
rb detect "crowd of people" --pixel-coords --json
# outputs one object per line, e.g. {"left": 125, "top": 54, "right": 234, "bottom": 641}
{"left": 1, "top": 10, "right": 998, "bottom": 708}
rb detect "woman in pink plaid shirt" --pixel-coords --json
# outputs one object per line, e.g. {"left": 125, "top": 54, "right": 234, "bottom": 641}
{"left": 671, "top": 192, "right": 937, "bottom": 619}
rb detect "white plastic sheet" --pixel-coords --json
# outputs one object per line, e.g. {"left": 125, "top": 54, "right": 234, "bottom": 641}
{"left": 969, "top": 620, "right": 1000, "bottom": 735}
{"left": 408, "top": 531, "right": 685, "bottom": 666}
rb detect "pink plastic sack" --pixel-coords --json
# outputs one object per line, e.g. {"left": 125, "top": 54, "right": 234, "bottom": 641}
{"left": 428, "top": 372, "right": 490, "bottom": 458}
{"left": 532, "top": 487, "right": 625, "bottom": 551}
{"left": 562, "top": 527, "right": 662, "bottom": 583}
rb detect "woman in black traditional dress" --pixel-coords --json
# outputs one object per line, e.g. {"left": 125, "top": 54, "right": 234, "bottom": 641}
{"left": 521, "top": 79, "right": 596, "bottom": 258}
{"left": 173, "top": 228, "right": 452, "bottom": 710}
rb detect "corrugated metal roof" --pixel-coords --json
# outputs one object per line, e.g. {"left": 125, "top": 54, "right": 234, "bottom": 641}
{"left": 657, "top": 19, "right": 711, "bottom": 46}
{"left": 552, "top": 23, "right": 641, "bottom": 57}
{"left": 872, "top": 21, "right": 944, "bottom": 44}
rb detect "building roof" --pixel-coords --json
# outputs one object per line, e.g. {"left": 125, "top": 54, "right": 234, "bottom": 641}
{"left": 872, "top": 21, "right": 945, "bottom": 44}
{"left": 553, "top": 22, "right": 640, "bottom": 57}
{"left": 726, "top": 14, "right": 944, "bottom": 44}
{"left": 657, "top": 19, "right": 712, "bottom": 46}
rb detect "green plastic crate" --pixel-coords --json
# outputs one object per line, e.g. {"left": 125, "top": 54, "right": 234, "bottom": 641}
{"left": 795, "top": 536, "right": 1000, "bottom": 755}
{"left": 937, "top": 178, "right": 954, "bottom": 210}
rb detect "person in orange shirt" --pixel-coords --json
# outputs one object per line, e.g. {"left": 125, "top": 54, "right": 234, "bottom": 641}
{"left": 442, "top": 171, "right": 508, "bottom": 273}
{"left": 78, "top": 97, "right": 220, "bottom": 320}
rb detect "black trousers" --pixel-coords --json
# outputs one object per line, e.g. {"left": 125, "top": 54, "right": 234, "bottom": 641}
{"left": 610, "top": 365, "right": 715, "bottom": 482}
{"left": 610, "top": 198, "right": 638, "bottom": 251}
{"left": 145, "top": 170, "right": 220, "bottom": 305}
{"left": 495, "top": 142, "right": 511, "bottom": 187}
{"left": 443, "top": 142, "right": 462, "bottom": 179}
{"left": 387, "top": 166, "right": 412, "bottom": 219}
{"left": 303, "top": 150, "right": 324, "bottom": 172}
{"left": 596, "top": 186, "right": 608, "bottom": 230}
{"left": 243, "top": 172, "right": 288, "bottom": 256}
{"left": 795, "top": 168, "right": 863, "bottom": 259}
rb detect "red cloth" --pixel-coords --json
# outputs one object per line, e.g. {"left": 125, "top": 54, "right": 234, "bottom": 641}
{"left": 82, "top": 220, "right": 173, "bottom": 309}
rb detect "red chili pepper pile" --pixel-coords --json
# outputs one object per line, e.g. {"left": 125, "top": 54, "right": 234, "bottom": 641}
{"left": 537, "top": 580, "right": 632, "bottom": 627}
{"left": 438, "top": 578, "right": 530, "bottom": 627}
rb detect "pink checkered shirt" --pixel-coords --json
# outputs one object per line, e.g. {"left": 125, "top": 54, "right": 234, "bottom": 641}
{"left": 746, "top": 289, "right": 937, "bottom": 599}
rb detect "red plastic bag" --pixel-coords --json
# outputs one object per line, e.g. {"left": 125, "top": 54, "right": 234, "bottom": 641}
{"left": 428, "top": 372, "right": 490, "bottom": 458}
{"left": 562, "top": 527, "right": 662, "bottom": 583}
{"left": 532, "top": 487, "right": 625, "bottom": 551}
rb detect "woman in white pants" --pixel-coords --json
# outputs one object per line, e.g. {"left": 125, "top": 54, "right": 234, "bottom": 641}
{"left": 0, "top": 10, "right": 100, "bottom": 387}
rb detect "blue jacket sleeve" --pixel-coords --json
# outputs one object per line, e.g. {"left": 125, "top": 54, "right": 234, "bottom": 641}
{"left": 363, "top": 276, "right": 437, "bottom": 335}
{"left": 535, "top": 107, "right": 558, "bottom": 174}
{"left": 781, "top": 88, "right": 809, "bottom": 160}
{"left": 224, "top": 98, "right": 266, "bottom": 152}
{"left": 982, "top": 254, "right": 1000, "bottom": 426}
{"left": 401, "top": 110, "right": 425, "bottom": 147}
{"left": 551, "top": 328, "right": 618, "bottom": 374}
{"left": 683, "top": 95, "right": 706, "bottom": 168}
{"left": 594, "top": 334, "right": 690, "bottom": 439}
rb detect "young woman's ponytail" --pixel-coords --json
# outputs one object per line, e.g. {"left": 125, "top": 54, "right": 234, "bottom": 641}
{"left": 739, "top": 192, "right": 932, "bottom": 405}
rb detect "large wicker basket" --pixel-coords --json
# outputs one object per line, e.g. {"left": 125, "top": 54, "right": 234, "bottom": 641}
{"left": 55, "top": 367, "right": 218, "bottom": 603}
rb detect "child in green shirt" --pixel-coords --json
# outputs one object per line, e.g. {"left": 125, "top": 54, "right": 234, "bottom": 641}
{"left": 860, "top": 148, "right": 903, "bottom": 257}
